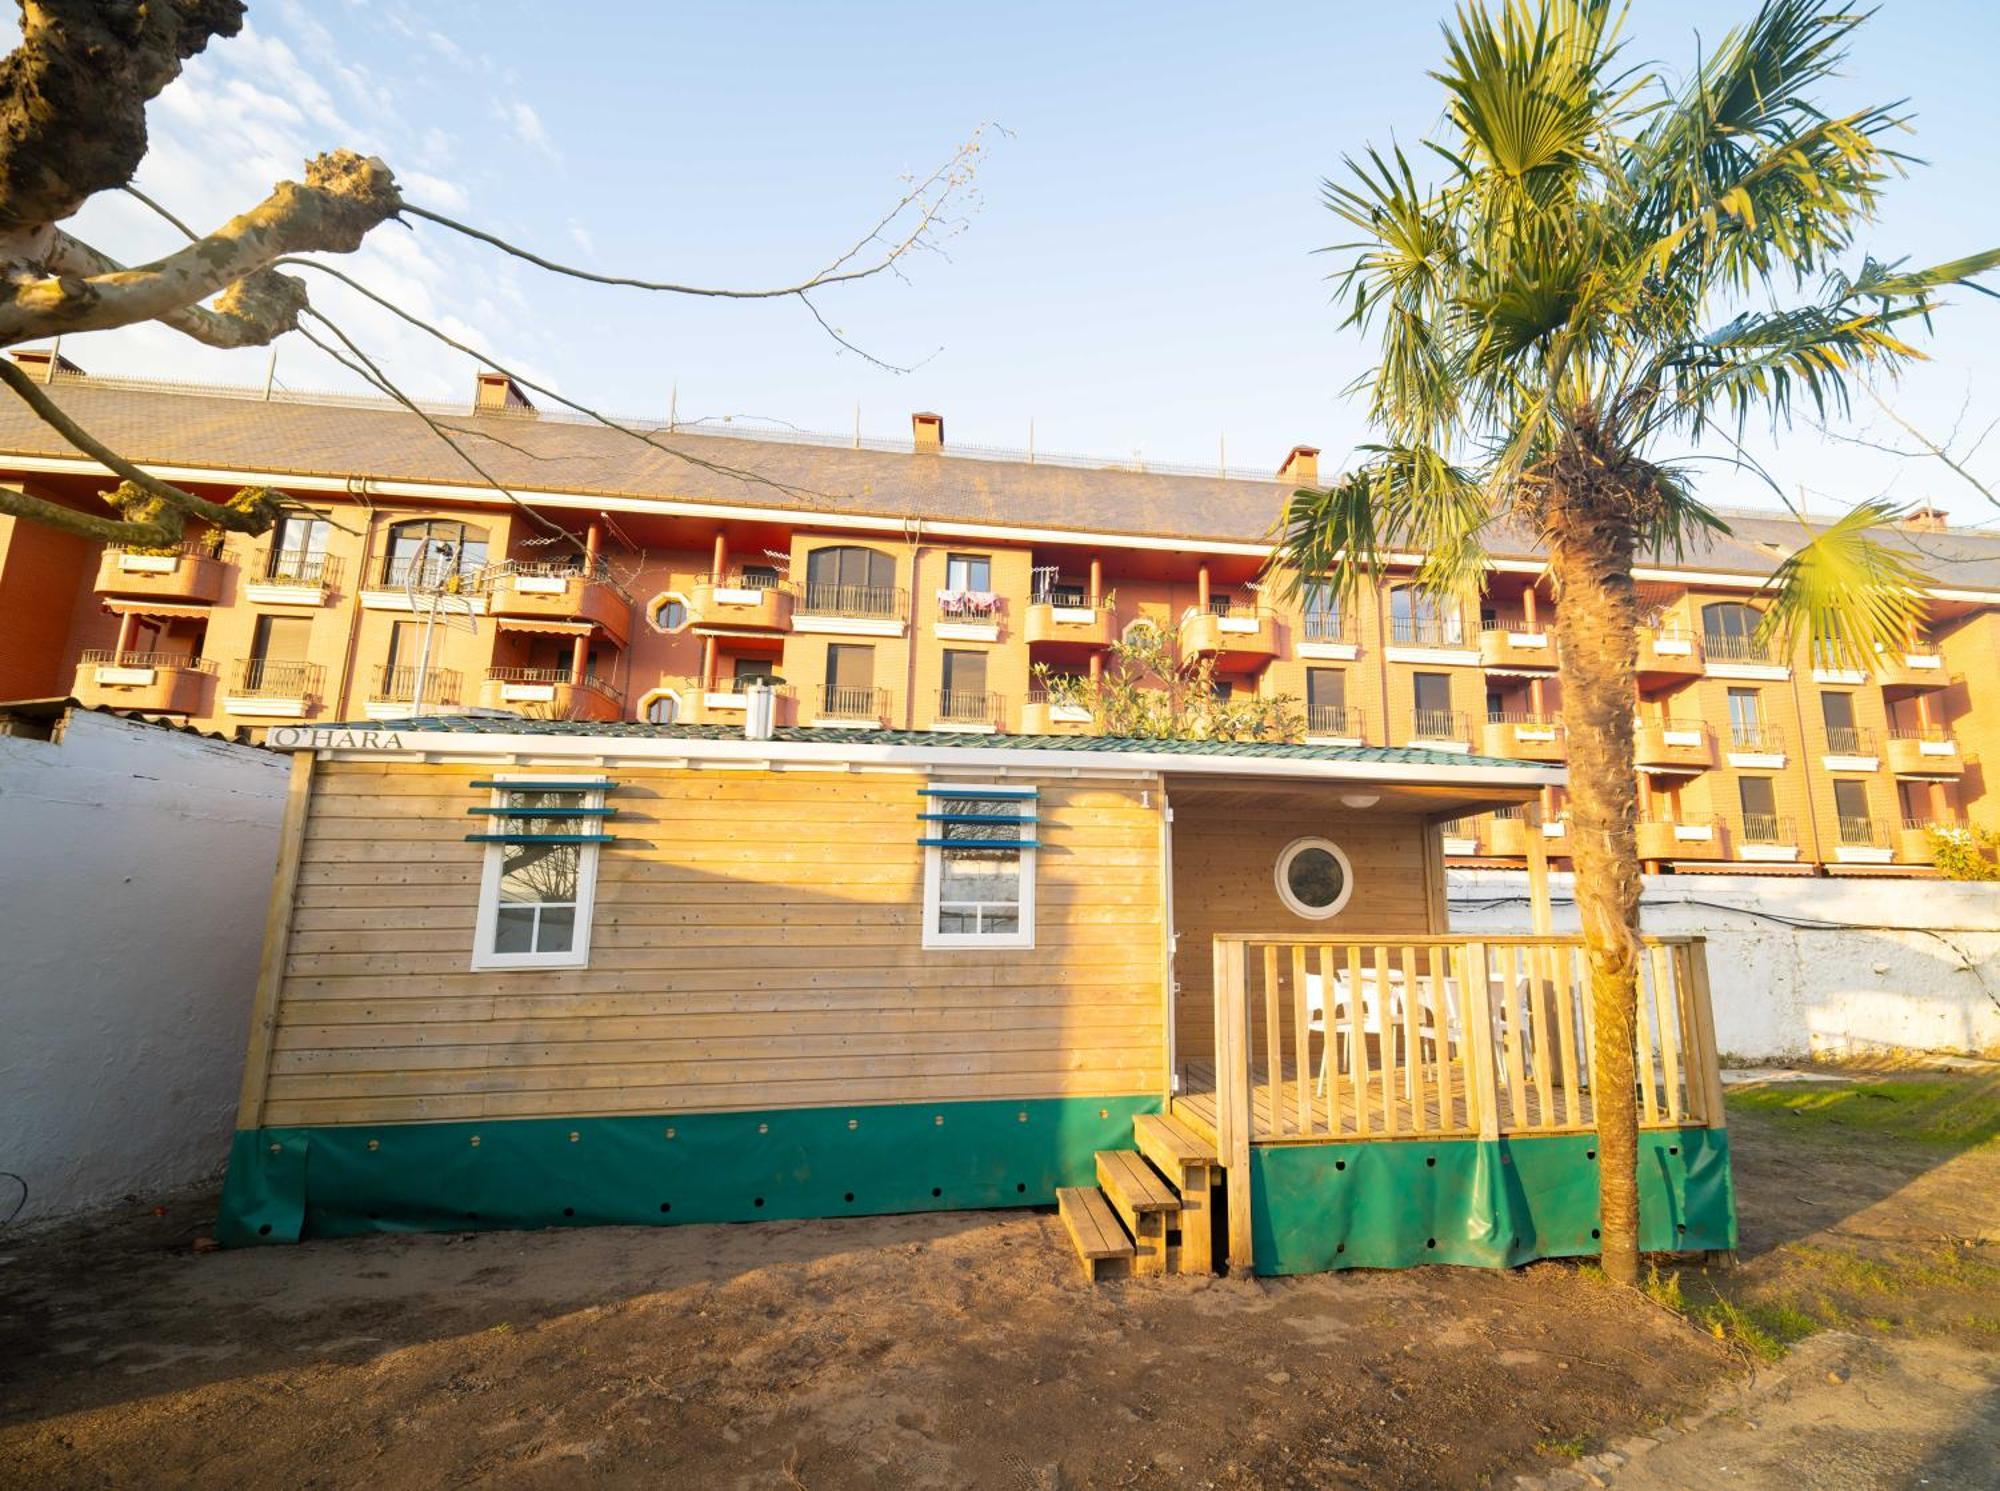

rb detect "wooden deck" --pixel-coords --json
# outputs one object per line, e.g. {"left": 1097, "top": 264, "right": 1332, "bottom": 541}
{"left": 1171, "top": 1058, "right": 1601, "bottom": 1144}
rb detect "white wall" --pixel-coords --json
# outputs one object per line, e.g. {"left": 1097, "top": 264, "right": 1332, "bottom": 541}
{"left": 1450, "top": 870, "right": 2000, "bottom": 1062}
{"left": 0, "top": 709, "right": 288, "bottom": 1223}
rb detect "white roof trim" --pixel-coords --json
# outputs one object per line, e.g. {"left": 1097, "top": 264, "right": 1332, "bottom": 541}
{"left": 266, "top": 724, "right": 1567, "bottom": 789}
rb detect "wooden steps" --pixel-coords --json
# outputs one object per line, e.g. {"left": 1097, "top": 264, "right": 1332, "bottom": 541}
{"left": 1057, "top": 1186, "right": 1134, "bottom": 1281}
{"left": 1056, "top": 1111, "right": 1224, "bottom": 1283}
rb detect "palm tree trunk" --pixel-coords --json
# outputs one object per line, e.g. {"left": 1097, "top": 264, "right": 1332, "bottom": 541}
{"left": 1545, "top": 501, "right": 1645, "bottom": 1287}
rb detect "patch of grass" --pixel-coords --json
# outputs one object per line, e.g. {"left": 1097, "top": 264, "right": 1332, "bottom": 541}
{"left": 1727, "top": 1075, "right": 2000, "bottom": 1150}
{"left": 1534, "top": 1433, "right": 1590, "bottom": 1460}
{"left": 1692, "top": 1298, "right": 1818, "bottom": 1362}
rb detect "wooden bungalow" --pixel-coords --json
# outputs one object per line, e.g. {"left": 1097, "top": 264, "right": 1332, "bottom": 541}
{"left": 219, "top": 707, "right": 1735, "bottom": 1277}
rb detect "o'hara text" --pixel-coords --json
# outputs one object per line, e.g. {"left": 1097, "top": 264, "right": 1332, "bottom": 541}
{"left": 267, "top": 727, "right": 406, "bottom": 751}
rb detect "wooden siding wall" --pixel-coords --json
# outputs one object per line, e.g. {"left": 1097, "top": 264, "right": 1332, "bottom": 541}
{"left": 256, "top": 762, "right": 1168, "bottom": 1128}
{"left": 1171, "top": 802, "right": 1439, "bottom": 1068}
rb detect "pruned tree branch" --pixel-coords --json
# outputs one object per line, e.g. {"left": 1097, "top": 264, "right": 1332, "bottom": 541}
{"left": 0, "top": 150, "right": 399, "bottom": 345}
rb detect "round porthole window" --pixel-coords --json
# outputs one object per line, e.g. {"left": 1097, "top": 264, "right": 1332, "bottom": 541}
{"left": 1274, "top": 836, "right": 1353, "bottom": 919}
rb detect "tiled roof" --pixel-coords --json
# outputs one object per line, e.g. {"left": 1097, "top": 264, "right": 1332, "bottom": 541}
{"left": 345, "top": 714, "right": 1548, "bottom": 770}
{"left": 2, "top": 375, "right": 1994, "bottom": 584}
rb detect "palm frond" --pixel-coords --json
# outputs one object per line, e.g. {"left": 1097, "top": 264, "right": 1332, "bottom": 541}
{"left": 1755, "top": 499, "right": 1929, "bottom": 669}
{"left": 1266, "top": 445, "right": 1490, "bottom": 607}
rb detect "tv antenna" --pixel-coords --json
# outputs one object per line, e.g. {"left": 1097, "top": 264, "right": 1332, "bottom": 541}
{"left": 404, "top": 538, "right": 481, "bottom": 714}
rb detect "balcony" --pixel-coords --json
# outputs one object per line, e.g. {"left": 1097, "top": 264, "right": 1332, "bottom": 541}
{"left": 220, "top": 658, "right": 324, "bottom": 718}
{"left": 1407, "top": 707, "right": 1471, "bottom": 749}
{"left": 932, "top": 591, "right": 1005, "bottom": 643}
{"left": 1875, "top": 646, "right": 1948, "bottom": 691}
{"left": 810, "top": 684, "right": 894, "bottom": 728}
{"left": 1485, "top": 807, "right": 1529, "bottom": 856}
{"left": 1736, "top": 812, "right": 1799, "bottom": 862}
{"left": 699, "top": 680, "right": 797, "bottom": 725}
{"left": 1821, "top": 725, "right": 1880, "bottom": 771}
{"left": 688, "top": 576, "right": 794, "bottom": 632}
{"left": 1477, "top": 621, "right": 1557, "bottom": 672}
{"left": 479, "top": 667, "right": 624, "bottom": 722}
{"left": 1297, "top": 611, "right": 1357, "bottom": 661}
{"left": 1896, "top": 818, "right": 1963, "bottom": 866}
{"left": 72, "top": 650, "right": 214, "bottom": 714}
{"left": 1635, "top": 718, "right": 1713, "bottom": 772}
{"left": 1885, "top": 726, "right": 1963, "bottom": 778}
{"left": 1304, "top": 702, "right": 1364, "bottom": 745}
{"left": 1024, "top": 597, "right": 1115, "bottom": 649}
{"left": 486, "top": 562, "right": 632, "bottom": 646}
{"left": 243, "top": 549, "right": 341, "bottom": 606}
{"left": 1386, "top": 613, "right": 1476, "bottom": 661}
{"left": 1636, "top": 624, "right": 1702, "bottom": 686}
{"left": 1637, "top": 818, "right": 1723, "bottom": 862}
{"left": 366, "top": 664, "right": 463, "bottom": 719}
{"left": 933, "top": 688, "right": 1004, "bottom": 733}
{"left": 1725, "top": 722, "right": 1788, "bottom": 767}
{"left": 93, "top": 544, "right": 226, "bottom": 606}
{"left": 792, "top": 583, "right": 908, "bottom": 637}
{"left": 1832, "top": 813, "right": 1893, "bottom": 865}
{"left": 1438, "top": 818, "right": 1481, "bottom": 855}
{"left": 1479, "top": 712, "right": 1565, "bottom": 762}
{"left": 1703, "top": 632, "right": 1789, "bottom": 680}
{"left": 1022, "top": 689, "right": 1098, "bottom": 735}
{"left": 1179, "top": 604, "right": 1279, "bottom": 664}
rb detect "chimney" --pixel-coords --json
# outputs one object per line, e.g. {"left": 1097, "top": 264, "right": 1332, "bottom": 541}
{"left": 474, "top": 370, "right": 535, "bottom": 414}
{"left": 912, "top": 411, "right": 944, "bottom": 452}
{"left": 1901, "top": 501, "right": 1950, "bottom": 533}
{"left": 1278, "top": 444, "right": 1320, "bottom": 487}
{"left": 9, "top": 346, "right": 83, "bottom": 381}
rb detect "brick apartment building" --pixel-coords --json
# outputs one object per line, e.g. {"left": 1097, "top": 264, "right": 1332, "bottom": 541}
{"left": 0, "top": 355, "right": 1994, "bottom": 875}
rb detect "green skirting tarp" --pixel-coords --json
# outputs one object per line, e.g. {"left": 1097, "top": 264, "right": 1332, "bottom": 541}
{"left": 1248, "top": 1128, "right": 1736, "bottom": 1275}
{"left": 216, "top": 1094, "right": 1162, "bottom": 1246}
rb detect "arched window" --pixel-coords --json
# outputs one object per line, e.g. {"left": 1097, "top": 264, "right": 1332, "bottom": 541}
{"left": 641, "top": 689, "right": 682, "bottom": 725}
{"left": 1120, "top": 616, "right": 1160, "bottom": 645}
{"left": 382, "top": 520, "right": 488, "bottom": 588}
{"left": 803, "top": 545, "right": 895, "bottom": 612}
{"left": 1701, "top": 602, "right": 1761, "bottom": 641}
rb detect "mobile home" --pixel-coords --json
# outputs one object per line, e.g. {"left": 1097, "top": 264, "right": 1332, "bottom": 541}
{"left": 218, "top": 713, "right": 1735, "bottom": 1276}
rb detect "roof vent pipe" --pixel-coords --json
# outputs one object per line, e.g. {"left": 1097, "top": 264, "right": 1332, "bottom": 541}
{"left": 743, "top": 680, "right": 775, "bottom": 741}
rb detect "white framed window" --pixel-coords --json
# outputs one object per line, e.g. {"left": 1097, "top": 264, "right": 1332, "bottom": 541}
{"left": 920, "top": 785, "right": 1036, "bottom": 950}
{"left": 1273, "top": 836, "right": 1354, "bottom": 920}
{"left": 471, "top": 777, "right": 610, "bottom": 970}
{"left": 638, "top": 687, "right": 683, "bottom": 724}
{"left": 647, "top": 592, "right": 691, "bottom": 633}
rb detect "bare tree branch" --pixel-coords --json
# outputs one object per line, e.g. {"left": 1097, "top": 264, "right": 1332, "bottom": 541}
{"left": 42, "top": 229, "right": 304, "bottom": 349}
{"left": 0, "top": 150, "right": 400, "bottom": 346}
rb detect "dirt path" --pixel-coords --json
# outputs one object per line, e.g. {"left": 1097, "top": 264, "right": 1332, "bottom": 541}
{"left": 1, "top": 1070, "right": 1993, "bottom": 1489}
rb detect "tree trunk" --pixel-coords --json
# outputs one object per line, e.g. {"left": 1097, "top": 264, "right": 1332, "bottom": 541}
{"left": 1544, "top": 498, "right": 1645, "bottom": 1287}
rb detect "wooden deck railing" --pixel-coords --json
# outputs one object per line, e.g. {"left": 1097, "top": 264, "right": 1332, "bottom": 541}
{"left": 1204, "top": 933, "right": 1725, "bottom": 1269}
{"left": 1207, "top": 934, "right": 1723, "bottom": 1145}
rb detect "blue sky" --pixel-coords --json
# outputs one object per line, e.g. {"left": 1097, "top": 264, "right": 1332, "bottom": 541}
{"left": 57, "top": 0, "right": 2000, "bottom": 525}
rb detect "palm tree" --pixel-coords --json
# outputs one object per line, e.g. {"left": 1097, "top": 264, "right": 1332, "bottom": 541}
{"left": 1274, "top": 0, "right": 1998, "bottom": 1284}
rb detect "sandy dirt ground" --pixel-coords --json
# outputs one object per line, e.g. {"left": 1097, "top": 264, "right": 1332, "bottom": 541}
{"left": 1, "top": 1072, "right": 1993, "bottom": 1489}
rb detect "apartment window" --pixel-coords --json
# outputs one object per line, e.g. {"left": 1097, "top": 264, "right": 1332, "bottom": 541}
{"left": 944, "top": 553, "right": 992, "bottom": 592}
{"left": 1391, "top": 587, "right": 1461, "bottom": 645}
{"left": 471, "top": 781, "right": 608, "bottom": 970}
{"left": 941, "top": 649, "right": 989, "bottom": 706}
{"left": 1208, "top": 591, "right": 1235, "bottom": 617}
{"left": 384, "top": 620, "right": 421, "bottom": 672}
{"left": 251, "top": 613, "right": 312, "bottom": 664}
{"left": 1302, "top": 582, "right": 1343, "bottom": 641}
{"left": 1833, "top": 780, "right": 1874, "bottom": 843}
{"left": 1727, "top": 688, "right": 1763, "bottom": 748}
{"left": 649, "top": 593, "right": 690, "bottom": 632}
{"left": 1412, "top": 671, "right": 1455, "bottom": 737}
{"left": 1306, "top": 669, "right": 1347, "bottom": 732}
{"left": 1703, "top": 601, "right": 1767, "bottom": 662}
{"left": 1211, "top": 679, "right": 1235, "bottom": 701}
{"left": 642, "top": 691, "right": 682, "bottom": 725}
{"left": 823, "top": 642, "right": 875, "bottom": 714}
{"left": 921, "top": 787, "right": 1036, "bottom": 949}
{"left": 1738, "top": 777, "right": 1780, "bottom": 842}
{"left": 381, "top": 519, "right": 487, "bottom": 588}
{"left": 1821, "top": 692, "right": 1864, "bottom": 755}
{"left": 740, "top": 564, "right": 780, "bottom": 590}
{"left": 804, "top": 545, "right": 896, "bottom": 614}
{"left": 732, "top": 657, "right": 777, "bottom": 686}
{"left": 268, "top": 516, "right": 329, "bottom": 581}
